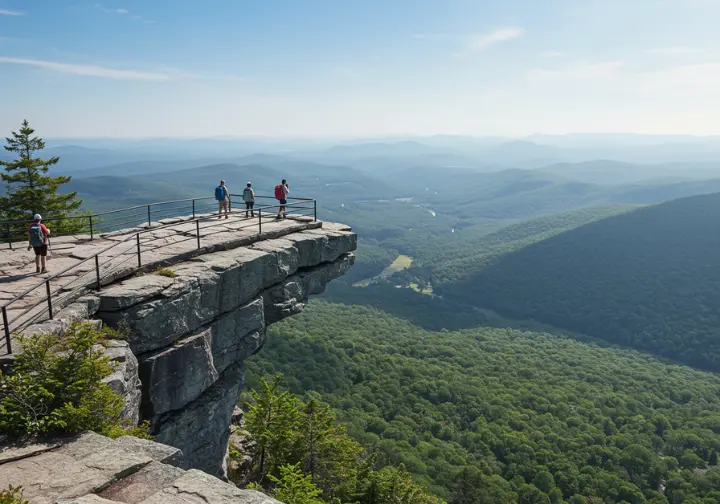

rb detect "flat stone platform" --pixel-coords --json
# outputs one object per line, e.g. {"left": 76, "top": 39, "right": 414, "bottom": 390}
{"left": 0, "top": 211, "right": 323, "bottom": 353}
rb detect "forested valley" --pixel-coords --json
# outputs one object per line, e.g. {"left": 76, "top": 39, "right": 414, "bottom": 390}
{"left": 248, "top": 302, "right": 720, "bottom": 504}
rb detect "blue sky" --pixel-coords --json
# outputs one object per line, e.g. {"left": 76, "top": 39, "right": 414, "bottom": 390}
{"left": 1, "top": 0, "right": 719, "bottom": 137}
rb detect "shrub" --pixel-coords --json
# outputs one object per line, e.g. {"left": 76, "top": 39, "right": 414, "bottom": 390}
{"left": 0, "top": 485, "right": 27, "bottom": 504}
{"left": 154, "top": 267, "right": 177, "bottom": 278}
{"left": 0, "top": 322, "right": 137, "bottom": 438}
{"left": 104, "top": 420, "right": 153, "bottom": 440}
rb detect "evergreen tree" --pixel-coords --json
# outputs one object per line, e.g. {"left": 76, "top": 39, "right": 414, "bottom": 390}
{"left": 268, "top": 463, "right": 324, "bottom": 504}
{"left": 0, "top": 120, "right": 82, "bottom": 226}
{"left": 244, "top": 375, "right": 301, "bottom": 479}
{"left": 298, "top": 395, "right": 361, "bottom": 496}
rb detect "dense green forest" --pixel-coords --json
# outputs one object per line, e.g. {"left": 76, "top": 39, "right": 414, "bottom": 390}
{"left": 436, "top": 192, "right": 720, "bottom": 372}
{"left": 248, "top": 301, "right": 720, "bottom": 504}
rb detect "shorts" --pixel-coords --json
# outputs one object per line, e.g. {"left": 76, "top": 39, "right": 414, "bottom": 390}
{"left": 33, "top": 245, "right": 48, "bottom": 257}
{"left": 279, "top": 199, "right": 287, "bottom": 205}
{"left": 218, "top": 200, "right": 228, "bottom": 212}
{"left": 245, "top": 201, "right": 254, "bottom": 209}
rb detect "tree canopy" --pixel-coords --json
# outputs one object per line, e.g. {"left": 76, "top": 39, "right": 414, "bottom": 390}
{"left": 248, "top": 301, "right": 720, "bottom": 503}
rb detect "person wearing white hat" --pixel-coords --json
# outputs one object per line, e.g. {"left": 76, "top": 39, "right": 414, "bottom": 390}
{"left": 27, "top": 214, "right": 51, "bottom": 274}
{"left": 242, "top": 182, "right": 255, "bottom": 218}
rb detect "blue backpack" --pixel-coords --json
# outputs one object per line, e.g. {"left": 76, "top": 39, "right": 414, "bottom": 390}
{"left": 215, "top": 186, "right": 226, "bottom": 201}
{"left": 29, "top": 224, "right": 45, "bottom": 247}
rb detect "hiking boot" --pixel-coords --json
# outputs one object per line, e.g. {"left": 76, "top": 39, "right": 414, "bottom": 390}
{"left": 225, "top": 215, "right": 229, "bottom": 219}
{"left": 36, "top": 266, "right": 40, "bottom": 274}
{"left": 41, "top": 268, "right": 48, "bottom": 274}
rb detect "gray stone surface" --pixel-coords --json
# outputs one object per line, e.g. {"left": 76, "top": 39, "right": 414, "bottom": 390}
{"left": 98, "top": 276, "right": 175, "bottom": 312}
{"left": 99, "top": 461, "right": 186, "bottom": 503}
{"left": 0, "top": 432, "right": 283, "bottom": 504}
{"left": 57, "top": 496, "right": 126, "bottom": 504}
{"left": 0, "top": 432, "right": 153, "bottom": 504}
{"left": 139, "top": 330, "right": 219, "bottom": 416}
{"left": 113, "top": 437, "right": 183, "bottom": 466}
{"left": 141, "top": 470, "right": 282, "bottom": 504}
{"left": 103, "top": 340, "right": 142, "bottom": 425}
{"left": 152, "top": 362, "right": 246, "bottom": 478}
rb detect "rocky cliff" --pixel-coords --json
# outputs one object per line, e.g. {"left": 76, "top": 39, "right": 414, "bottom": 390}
{"left": 2, "top": 222, "right": 356, "bottom": 489}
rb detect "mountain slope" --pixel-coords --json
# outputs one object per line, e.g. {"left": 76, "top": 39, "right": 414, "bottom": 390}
{"left": 438, "top": 192, "right": 720, "bottom": 371}
{"left": 248, "top": 301, "right": 720, "bottom": 503}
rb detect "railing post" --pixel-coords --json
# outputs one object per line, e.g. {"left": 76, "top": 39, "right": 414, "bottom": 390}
{"left": 46, "top": 281, "right": 53, "bottom": 320}
{"left": 314, "top": 200, "right": 317, "bottom": 221}
{"left": 192, "top": 199, "right": 196, "bottom": 219}
{"left": 258, "top": 209, "right": 262, "bottom": 235}
{"left": 6, "top": 224, "right": 11, "bottom": 250}
{"left": 136, "top": 234, "right": 142, "bottom": 267}
{"left": 147, "top": 205, "right": 152, "bottom": 226}
{"left": 95, "top": 255, "right": 101, "bottom": 290}
{"left": 89, "top": 215, "right": 94, "bottom": 240}
{"left": 196, "top": 219, "right": 201, "bottom": 249}
{"left": 2, "top": 306, "right": 11, "bottom": 355}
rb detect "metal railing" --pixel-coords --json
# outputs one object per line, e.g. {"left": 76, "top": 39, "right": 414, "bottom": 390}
{"left": 1, "top": 195, "right": 318, "bottom": 355}
{"left": 1, "top": 196, "right": 239, "bottom": 247}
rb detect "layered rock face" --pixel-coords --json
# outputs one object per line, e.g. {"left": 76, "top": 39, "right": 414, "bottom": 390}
{"left": 91, "top": 224, "right": 356, "bottom": 477}
{"left": 0, "top": 431, "right": 282, "bottom": 504}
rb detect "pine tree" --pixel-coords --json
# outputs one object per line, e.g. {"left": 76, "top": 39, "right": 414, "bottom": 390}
{"left": 268, "top": 463, "right": 324, "bottom": 504}
{"left": 299, "top": 395, "right": 361, "bottom": 497}
{"left": 244, "top": 375, "right": 301, "bottom": 479}
{"left": 0, "top": 120, "right": 82, "bottom": 227}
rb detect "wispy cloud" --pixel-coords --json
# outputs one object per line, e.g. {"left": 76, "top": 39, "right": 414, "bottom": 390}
{"left": 541, "top": 50, "right": 564, "bottom": 58}
{"left": 469, "top": 27, "right": 525, "bottom": 53}
{"left": 0, "top": 57, "right": 171, "bottom": 80}
{"left": 0, "top": 9, "right": 23, "bottom": 16}
{"left": 647, "top": 46, "right": 706, "bottom": 56}
{"left": 95, "top": 4, "right": 153, "bottom": 24}
{"left": 0, "top": 56, "right": 243, "bottom": 82}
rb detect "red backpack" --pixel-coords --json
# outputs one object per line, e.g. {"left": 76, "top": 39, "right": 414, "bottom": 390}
{"left": 274, "top": 184, "right": 284, "bottom": 200}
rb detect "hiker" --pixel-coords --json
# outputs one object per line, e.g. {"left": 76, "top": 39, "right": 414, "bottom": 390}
{"left": 274, "top": 179, "right": 289, "bottom": 219}
{"left": 215, "top": 180, "right": 230, "bottom": 219}
{"left": 242, "top": 182, "right": 255, "bottom": 218}
{"left": 27, "top": 214, "right": 50, "bottom": 274}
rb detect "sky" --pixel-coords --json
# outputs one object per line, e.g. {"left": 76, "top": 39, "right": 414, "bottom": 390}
{"left": 1, "top": 0, "right": 720, "bottom": 138}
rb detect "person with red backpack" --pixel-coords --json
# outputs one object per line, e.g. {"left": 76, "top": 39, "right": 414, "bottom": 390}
{"left": 274, "top": 179, "right": 289, "bottom": 219}
{"left": 27, "top": 214, "right": 51, "bottom": 274}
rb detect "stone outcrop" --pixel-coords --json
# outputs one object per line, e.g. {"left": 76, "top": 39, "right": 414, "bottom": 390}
{"left": 92, "top": 225, "right": 355, "bottom": 477}
{"left": 0, "top": 221, "right": 356, "bottom": 495}
{"left": 0, "top": 431, "right": 282, "bottom": 504}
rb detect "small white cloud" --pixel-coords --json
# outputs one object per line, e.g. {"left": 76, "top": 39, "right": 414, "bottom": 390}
{"left": 541, "top": 50, "right": 563, "bottom": 58}
{"left": 0, "top": 9, "right": 23, "bottom": 16}
{"left": 95, "top": 4, "right": 153, "bottom": 23}
{"left": 647, "top": 46, "right": 705, "bottom": 56}
{"left": 0, "top": 57, "right": 171, "bottom": 81}
{"left": 469, "top": 27, "right": 525, "bottom": 52}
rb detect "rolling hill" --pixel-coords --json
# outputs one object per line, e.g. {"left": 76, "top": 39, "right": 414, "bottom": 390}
{"left": 437, "top": 192, "right": 720, "bottom": 371}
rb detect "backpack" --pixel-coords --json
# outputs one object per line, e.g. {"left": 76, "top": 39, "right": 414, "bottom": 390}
{"left": 29, "top": 224, "right": 45, "bottom": 247}
{"left": 215, "top": 186, "right": 226, "bottom": 201}
{"left": 242, "top": 188, "right": 253, "bottom": 202}
{"left": 274, "top": 184, "right": 284, "bottom": 200}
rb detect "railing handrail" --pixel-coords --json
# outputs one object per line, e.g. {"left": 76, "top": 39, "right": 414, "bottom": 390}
{"left": 1, "top": 196, "right": 318, "bottom": 355}
{"left": 0, "top": 194, "right": 310, "bottom": 227}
